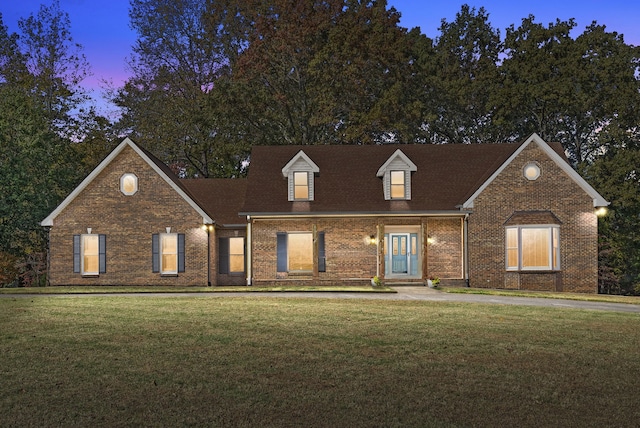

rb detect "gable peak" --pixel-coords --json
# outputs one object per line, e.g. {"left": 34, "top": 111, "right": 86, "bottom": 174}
{"left": 376, "top": 149, "right": 417, "bottom": 177}
{"left": 281, "top": 150, "right": 320, "bottom": 178}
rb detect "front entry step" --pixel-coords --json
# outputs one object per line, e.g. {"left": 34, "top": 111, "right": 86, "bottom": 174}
{"left": 384, "top": 280, "right": 426, "bottom": 286}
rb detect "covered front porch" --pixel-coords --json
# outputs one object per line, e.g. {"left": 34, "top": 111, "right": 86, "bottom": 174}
{"left": 377, "top": 217, "right": 466, "bottom": 284}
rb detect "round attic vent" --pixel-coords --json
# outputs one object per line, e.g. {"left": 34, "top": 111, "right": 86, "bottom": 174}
{"left": 523, "top": 163, "right": 541, "bottom": 181}
{"left": 120, "top": 173, "right": 138, "bottom": 195}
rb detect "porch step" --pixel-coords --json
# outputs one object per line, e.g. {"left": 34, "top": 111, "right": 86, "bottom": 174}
{"left": 384, "top": 280, "right": 426, "bottom": 286}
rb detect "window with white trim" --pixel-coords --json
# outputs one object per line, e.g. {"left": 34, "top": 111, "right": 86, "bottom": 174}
{"left": 523, "top": 163, "right": 541, "bottom": 181}
{"left": 390, "top": 171, "right": 406, "bottom": 199}
{"left": 287, "top": 233, "right": 313, "bottom": 271}
{"left": 376, "top": 149, "right": 416, "bottom": 201}
{"left": 73, "top": 234, "right": 106, "bottom": 276}
{"left": 120, "top": 173, "right": 138, "bottom": 195}
{"left": 82, "top": 234, "right": 100, "bottom": 275}
{"left": 161, "top": 233, "right": 178, "bottom": 274}
{"left": 282, "top": 150, "right": 319, "bottom": 202}
{"left": 152, "top": 233, "right": 185, "bottom": 275}
{"left": 229, "top": 237, "right": 245, "bottom": 273}
{"left": 506, "top": 226, "right": 560, "bottom": 271}
{"left": 293, "top": 171, "right": 309, "bottom": 200}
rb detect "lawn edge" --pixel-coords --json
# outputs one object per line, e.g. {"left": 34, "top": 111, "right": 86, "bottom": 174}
{"left": 440, "top": 286, "right": 640, "bottom": 305}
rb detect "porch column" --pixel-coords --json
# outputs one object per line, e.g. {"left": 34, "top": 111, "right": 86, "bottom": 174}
{"left": 246, "top": 218, "right": 252, "bottom": 286}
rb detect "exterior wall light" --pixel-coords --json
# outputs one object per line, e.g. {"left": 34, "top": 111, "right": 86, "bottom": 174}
{"left": 368, "top": 235, "right": 377, "bottom": 245}
{"left": 595, "top": 207, "right": 608, "bottom": 217}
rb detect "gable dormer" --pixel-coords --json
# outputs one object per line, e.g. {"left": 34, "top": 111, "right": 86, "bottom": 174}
{"left": 282, "top": 150, "right": 320, "bottom": 201}
{"left": 376, "top": 149, "right": 417, "bottom": 200}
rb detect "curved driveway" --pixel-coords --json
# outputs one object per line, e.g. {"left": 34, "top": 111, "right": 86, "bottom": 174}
{"left": 4, "top": 286, "right": 639, "bottom": 313}
{"left": 239, "top": 287, "right": 640, "bottom": 313}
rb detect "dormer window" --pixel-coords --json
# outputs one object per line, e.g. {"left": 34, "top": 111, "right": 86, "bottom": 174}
{"left": 294, "top": 172, "right": 309, "bottom": 200}
{"left": 282, "top": 150, "right": 320, "bottom": 202}
{"left": 377, "top": 149, "right": 417, "bottom": 201}
{"left": 390, "top": 171, "right": 406, "bottom": 199}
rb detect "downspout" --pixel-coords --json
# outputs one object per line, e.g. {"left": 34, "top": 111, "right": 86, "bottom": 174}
{"left": 44, "top": 226, "right": 51, "bottom": 286}
{"left": 376, "top": 224, "right": 380, "bottom": 278}
{"left": 464, "top": 214, "right": 470, "bottom": 287}
{"left": 246, "top": 217, "right": 252, "bottom": 286}
{"left": 207, "top": 226, "right": 212, "bottom": 286}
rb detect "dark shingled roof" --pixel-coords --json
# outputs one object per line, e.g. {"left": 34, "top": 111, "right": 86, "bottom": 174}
{"left": 133, "top": 141, "right": 246, "bottom": 226}
{"left": 136, "top": 137, "right": 568, "bottom": 220}
{"left": 180, "top": 179, "right": 247, "bottom": 226}
{"left": 240, "top": 142, "right": 562, "bottom": 215}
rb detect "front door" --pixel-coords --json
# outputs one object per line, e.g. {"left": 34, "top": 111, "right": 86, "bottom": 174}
{"left": 391, "top": 234, "right": 409, "bottom": 274}
{"left": 385, "top": 233, "right": 419, "bottom": 277}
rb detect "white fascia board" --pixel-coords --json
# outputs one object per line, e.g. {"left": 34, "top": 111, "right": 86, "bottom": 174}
{"left": 376, "top": 149, "right": 418, "bottom": 177}
{"left": 462, "top": 133, "right": 609, "bottom": 209}
{"left": 281, "top": 150, "right": 320, "bottom": 177}
{"left": 41, "top": 137, "right": 213, "bottom": 226}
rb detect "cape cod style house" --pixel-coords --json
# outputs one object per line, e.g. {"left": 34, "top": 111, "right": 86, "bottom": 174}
{"left": 41, "top": 134, "right": 608, "bottom": 292}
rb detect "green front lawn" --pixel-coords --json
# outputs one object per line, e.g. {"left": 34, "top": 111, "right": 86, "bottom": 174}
{"left": 0, "top": 285, "right": 394, "bottom": 294}
{"left": 1, "top": 296, "right": 639, "bottom": 427}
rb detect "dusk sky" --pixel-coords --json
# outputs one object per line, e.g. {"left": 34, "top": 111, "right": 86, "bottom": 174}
{"left": 2, "top": 0, "right": 639, "bottom": 115}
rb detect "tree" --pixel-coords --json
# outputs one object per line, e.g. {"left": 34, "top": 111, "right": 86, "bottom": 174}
{"left": 0, "top": 13, "right": 28, "bottom": 85}
{"left": 0, "top": 6, "right": 87, "bottom": 286}
{"left": 17, "top": 0, "right": 90, "bottom": 132}
{"left": 307, "top": 0, "right": 424, "bottom": 144}
{"left": 584, "top": 144, "right": 640, "bottom": 294}
{"left": 494, "top": 16, "right": 640, "bottom": 165}
{"left": 428, "top": 5, "right": 503, "bottom": 144}
{"left": 226, "top": 0, "right": 422, "bottom": 145}
{"left": 0, "top": 83, "right": 82, "bottom": 284}
{"left": 116, "top": 0, "right": 248, "bottom": 178}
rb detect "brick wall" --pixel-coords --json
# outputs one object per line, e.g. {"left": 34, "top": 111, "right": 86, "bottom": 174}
{"left": 250, "top": 218, "right": 378, "bottom": 285}
{"left": 468, "top": 142, "right": 598, "bottom": 293}
{"left": 48, "top": 146, "right": 210, "bottom": 286}
{"left": 250, "top": 216, "right": 465, "bottom": 286}
{"left": 425, "top": 218, "right": 464, "bottom": 279}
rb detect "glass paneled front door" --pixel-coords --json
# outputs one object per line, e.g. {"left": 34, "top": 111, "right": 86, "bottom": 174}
{"left": 391, "top": 234, "right": 409, "bottom": 274}
{"left": 386, "top": 233, "right": 419, "bottom": 277}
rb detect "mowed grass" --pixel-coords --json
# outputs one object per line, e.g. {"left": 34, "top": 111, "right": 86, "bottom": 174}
{"left": 1, "top": 296, "right": 639, "bottom": 427}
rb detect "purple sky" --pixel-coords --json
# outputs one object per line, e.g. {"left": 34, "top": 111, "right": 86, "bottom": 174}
{"left": 2, "top": 0, "right": 639, "bottom": 115}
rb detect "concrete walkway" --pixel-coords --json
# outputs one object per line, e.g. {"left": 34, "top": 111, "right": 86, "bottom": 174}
{"left": 5, "top": 286, "right": 638, "bottom": 313}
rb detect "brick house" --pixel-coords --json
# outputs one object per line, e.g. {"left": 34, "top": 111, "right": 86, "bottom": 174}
{"left": 42, "top": 134, "right": 608, "bottom": 292}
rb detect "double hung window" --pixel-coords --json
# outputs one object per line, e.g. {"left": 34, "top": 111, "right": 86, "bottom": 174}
{"left": 293, "top": 172, "right": 309, "bottom": 200}
{"left": 73, "top": 234, "right": 106, "bottom": 276}
{"left": 152, "top": 233, "right": 185, "bottom": 274}
{"left": 390, "top": 171, "right": 406, "bottom": 199}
